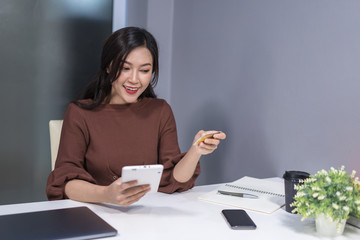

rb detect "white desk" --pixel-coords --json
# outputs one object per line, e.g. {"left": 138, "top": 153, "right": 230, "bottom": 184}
{"left": 0, "top": 184, "right": 359, "bottom": 240}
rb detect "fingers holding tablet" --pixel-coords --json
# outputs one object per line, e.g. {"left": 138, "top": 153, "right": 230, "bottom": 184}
{"left": 121, "top": 164, "right": 164, "bottom": 193}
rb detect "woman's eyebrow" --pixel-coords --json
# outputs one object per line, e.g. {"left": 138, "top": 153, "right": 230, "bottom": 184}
{"left": 123, "top": 61, "right": 152, "bottom": 67}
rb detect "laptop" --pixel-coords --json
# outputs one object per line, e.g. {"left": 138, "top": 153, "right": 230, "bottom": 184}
{"left": 0, "top": 206, "right": 118, "bottom": 240}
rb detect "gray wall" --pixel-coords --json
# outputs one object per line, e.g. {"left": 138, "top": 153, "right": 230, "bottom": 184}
{"left": 147, "top": 0, "right": 174, "bottom": 101}
{"left": 145, "top": 0, "right": 360, "bottom": 185}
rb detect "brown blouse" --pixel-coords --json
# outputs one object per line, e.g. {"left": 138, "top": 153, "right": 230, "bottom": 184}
{"left": 46, "top": 98, "right": 200, "bottom": 200}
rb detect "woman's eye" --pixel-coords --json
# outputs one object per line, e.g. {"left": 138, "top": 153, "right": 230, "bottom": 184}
{"left": 140, "top": 69, "right": 150, "bottom": 73}
{"left": 122, "top": 67, "right": 130, "bottom": 71}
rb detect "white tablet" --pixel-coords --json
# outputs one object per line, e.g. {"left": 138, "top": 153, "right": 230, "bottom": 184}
{"left": 121, "top": 164, "right": 164, "bottom": 193}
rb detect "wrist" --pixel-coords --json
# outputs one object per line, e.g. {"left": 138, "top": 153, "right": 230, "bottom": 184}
{"left": 189, "top": 144, "right": 203, "bottom": 158}
{"left": 98, "top": 185, "right": 110, "bottom": 203}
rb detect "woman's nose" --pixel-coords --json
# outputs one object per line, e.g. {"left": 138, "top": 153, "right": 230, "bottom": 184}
{"left": 128, "top": 70, "right": 139, "bottom": 83}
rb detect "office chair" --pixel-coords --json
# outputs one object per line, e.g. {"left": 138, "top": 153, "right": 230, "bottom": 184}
{"left": 49, "top": 120, "right": 63, "bottom": 170}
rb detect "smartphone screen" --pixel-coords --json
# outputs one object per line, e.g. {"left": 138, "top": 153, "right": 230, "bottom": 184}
{"left": 221, "top": 209, "right": 257, "bottom": 230}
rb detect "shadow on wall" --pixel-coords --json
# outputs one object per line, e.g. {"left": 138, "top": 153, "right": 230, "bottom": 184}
{"left": 65, "top": 18, "right": 111, "bottom": 102}
{"left": 0, "top": 0, "right": 112, "bottom": 204}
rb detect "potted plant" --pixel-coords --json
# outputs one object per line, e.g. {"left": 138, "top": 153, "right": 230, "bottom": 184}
{"left": 290, "top": 166, "right": 360, "bottom": 237}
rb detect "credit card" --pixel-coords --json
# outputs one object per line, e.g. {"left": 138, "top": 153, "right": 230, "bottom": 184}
{"left": 193, "top": 131, "right": 221, "bottom": 145}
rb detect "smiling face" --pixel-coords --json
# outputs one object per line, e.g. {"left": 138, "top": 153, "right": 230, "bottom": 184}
{"left": 109, "top": 46, "right": 153, "bottom": 104}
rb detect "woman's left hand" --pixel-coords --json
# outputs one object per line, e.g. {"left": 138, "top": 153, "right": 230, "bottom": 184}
{"left": 172, "top": 130, "right": 226, "bottom": 183}
{"left": 192, "top": 130, "right": 226, "bottom": 155}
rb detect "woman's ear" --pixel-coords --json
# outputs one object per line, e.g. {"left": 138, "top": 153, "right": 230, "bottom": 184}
{"left": 106, "top": 61, "right": 113, "bottom": 74}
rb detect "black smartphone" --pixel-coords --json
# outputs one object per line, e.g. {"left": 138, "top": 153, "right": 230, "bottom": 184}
{"left": 221, "top": 209, "right": 257, "bottom": 230}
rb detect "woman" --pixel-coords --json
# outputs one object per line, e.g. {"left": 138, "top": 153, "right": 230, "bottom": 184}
{"left": 46, "top": 27, "right": 226, "bottom": 206}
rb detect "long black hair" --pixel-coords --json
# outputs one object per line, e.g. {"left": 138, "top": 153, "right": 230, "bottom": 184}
{"left": 75, "top": 27, "right": 159, "bottom": 109}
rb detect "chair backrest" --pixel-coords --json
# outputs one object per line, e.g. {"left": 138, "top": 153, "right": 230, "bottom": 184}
{"left": 49, "top": 120, "right": 63, "bottom": 170}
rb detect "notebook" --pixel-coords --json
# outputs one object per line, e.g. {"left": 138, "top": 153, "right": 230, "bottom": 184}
{"left": 0, "top": 206, "right": 118, "bottom": 240}
{"left": 199, "top": 176, "right": 285, "bottom": 214}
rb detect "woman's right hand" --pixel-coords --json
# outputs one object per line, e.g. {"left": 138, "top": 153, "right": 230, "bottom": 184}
{"left": 104, "top": 178, "right": 151, "bottom": 206}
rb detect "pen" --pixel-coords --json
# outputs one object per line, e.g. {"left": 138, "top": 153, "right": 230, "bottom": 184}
{"left": 217, "top": 190, "right": 259, "bottom": 199}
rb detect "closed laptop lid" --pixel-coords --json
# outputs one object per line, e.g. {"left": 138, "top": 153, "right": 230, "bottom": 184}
{"left": 0, "top": 206, "right": 118, "bottom": 240}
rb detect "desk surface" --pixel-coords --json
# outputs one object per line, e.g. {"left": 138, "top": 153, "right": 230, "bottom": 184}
{"left": 0, "top": 183, "right": 359, "bottom": 240}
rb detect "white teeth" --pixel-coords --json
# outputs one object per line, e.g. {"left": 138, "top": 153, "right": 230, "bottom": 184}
{"left": 125, "top": 86, "right": 137, "bottom": 91}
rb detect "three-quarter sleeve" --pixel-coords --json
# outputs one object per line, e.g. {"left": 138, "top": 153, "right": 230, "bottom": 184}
{"left": 46, "top": 99, "right": 201, "bottom": 199}
{"left": 157, "top": 101, "right": 200, "bottom": 193}
{"left": 46, "top": 104, "right": 96, "bottom": 200}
